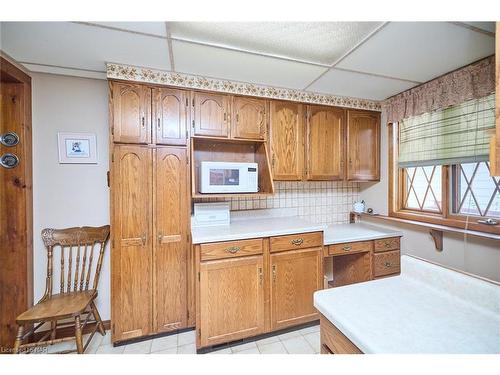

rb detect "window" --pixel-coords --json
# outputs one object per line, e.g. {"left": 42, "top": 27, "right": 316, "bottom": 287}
{"left": 452, "top": 162, "right": 500, "bottom": 218}
{"left": 402, "top": 166, "right": 442, "bottom": 213}
{"left": 389, "top": 123, "right": 500, "bottom": 235}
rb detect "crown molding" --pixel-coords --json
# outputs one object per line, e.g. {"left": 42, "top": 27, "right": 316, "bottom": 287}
{"left": 106, "top": 63, "right": 381, "bottom": 111}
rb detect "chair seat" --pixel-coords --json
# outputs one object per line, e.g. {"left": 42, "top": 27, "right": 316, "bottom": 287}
{"left": 16, "top": 290, "right": 97, "bottom": 323}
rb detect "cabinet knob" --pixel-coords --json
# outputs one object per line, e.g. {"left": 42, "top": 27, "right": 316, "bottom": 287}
{"left": 225, "top": 246, "right": 240, "bottom": 254}
{"left": 384, "top": 262, "right": 391, "bottom": 267}
{"left": 141, "top": 117, "right": 145, "bottom": 128}
{"left": 291, "top": 238, "right": 304, "bottom": 246}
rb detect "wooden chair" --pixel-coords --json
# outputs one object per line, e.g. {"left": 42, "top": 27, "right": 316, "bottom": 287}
{"left": 13, "top": 225, "right": 110, "bottom": 354}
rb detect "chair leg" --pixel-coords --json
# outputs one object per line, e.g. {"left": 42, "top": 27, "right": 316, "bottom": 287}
{"left": 50, "top": 320, "right": 57, "bottom": 340}
{"left": 74, "top": 316, "right": 84, "bottom": 354}
{"left": 13, "top": 325, "right": 24, "bottom": 354}
{"left": 91, "top": 301, "right": 106, "bottom": 336}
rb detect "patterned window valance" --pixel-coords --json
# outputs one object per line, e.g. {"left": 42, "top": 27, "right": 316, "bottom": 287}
{"left": 383, "top": 55, "right": 495, "bottom": 123}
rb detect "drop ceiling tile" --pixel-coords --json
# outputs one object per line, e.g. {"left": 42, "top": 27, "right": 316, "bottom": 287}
{"left": 172, "top": 40, "right": 327, "bottom": 90}
{"left": 337, "top": 22, "right": 495, "bottom": 82}
{"left": 0, "top": 22, "right": 170, "bottom": 72}
{"left": 461, "top": 22, "right": 495, "bottom": 33}
{"left": 89, "top": 22, "right": 167, "bottom": 37}
{"left": 169, "top": 22, "right": 383, "bottom": 65}
{"left": 308, "top": 68, "right": 416, "bottom": 100}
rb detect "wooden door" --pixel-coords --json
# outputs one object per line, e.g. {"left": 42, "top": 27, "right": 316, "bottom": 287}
{"left": 153, "top": 147, "right": 189, "bottom": 333}
{"left": 0, "top": 57, "right": 32, "bottom": 350}
{"left": 270, "top": 248, "right": 323, "bottom": 331}
{"left": 346, "top": 110, "right": 380, "bottom": 181}
{"left": 192, "top": 92, "right": 229, "bottom": 137}
{"left": 111, "top": 82, "right": 151, "bottom": 144}
{"left": 269, "top": 101, "right": 304, "bottom": 180}
{"left": 153, "top": 88, "right": 189, "bottom": 146}
{"left": 111, "top": 145, "right": 152, "bottom": 342}
{"left": 232, "top": 96, "right": 267, "bottom": 140}
{"left": 306, "top": 105, "right": 345, "bottom": 180}
{"left": 199, "top": 256, "right": 265, "bottom": 347}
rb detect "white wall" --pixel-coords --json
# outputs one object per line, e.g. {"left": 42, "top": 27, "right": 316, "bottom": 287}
{"left": 32, "top": 73, "right": 111, "bottom": 319}
{"left": 360, "top": 112, "right": 500, "bottom": 282}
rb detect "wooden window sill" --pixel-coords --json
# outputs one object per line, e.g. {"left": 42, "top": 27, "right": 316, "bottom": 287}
{"left": 350, "top": 212, "right": 500, "bottom": 241}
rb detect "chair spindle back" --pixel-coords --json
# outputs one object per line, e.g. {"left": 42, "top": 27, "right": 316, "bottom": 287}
{"left": 40, "top": 225, "right": 110, "bottom": 299}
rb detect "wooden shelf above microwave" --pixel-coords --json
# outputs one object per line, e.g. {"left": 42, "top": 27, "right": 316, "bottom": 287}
{"left": 190, "top": 137, "right": 275, "bottom": 198}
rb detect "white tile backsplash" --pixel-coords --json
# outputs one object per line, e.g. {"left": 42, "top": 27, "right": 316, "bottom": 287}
{"left": 194, "top": 181, "right": 360, "bottom": 225}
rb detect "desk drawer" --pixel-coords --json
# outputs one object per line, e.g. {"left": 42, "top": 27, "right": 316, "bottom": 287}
{"left": 200, "top": 238, "right": 263, "bottom": 261}
{"left": 373, "top": 250, "right": 400, "bottom": 277}
{"left": 329, "top": 240, "right": 373, "bottom": 256}
{"left": 270, "top": 232, "right": 323, "bottom": 253}
{"left": 374, "top": 237, "right": 400, "bottom": 253}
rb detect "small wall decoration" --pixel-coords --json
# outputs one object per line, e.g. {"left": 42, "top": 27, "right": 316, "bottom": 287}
{"left": 57, "top": 132, "right": 97, "bottom": 164}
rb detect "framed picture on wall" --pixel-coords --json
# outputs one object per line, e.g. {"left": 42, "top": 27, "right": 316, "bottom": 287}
{"left": 57, "top": 132, "right": 97, "bottom": 164}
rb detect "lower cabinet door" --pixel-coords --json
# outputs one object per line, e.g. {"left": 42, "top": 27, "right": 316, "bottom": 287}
{"left": 270, "top": 247, "right": 323, "bottom": 331}
{"left": 199, "top": 255, "right": 265, "bottom": 347}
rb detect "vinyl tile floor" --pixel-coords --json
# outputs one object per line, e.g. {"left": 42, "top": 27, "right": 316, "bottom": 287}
{"left": 42, "top": 323, "right": 320, "bottom": 354}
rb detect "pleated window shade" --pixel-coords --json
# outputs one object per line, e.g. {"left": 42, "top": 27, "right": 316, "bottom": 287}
{"left": 398, "top": 94, "right": 495, "bottom": 168}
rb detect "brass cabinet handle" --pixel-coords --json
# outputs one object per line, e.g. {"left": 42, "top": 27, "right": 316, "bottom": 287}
{"left": 157, "top": 233, "right": 162, "bottom": 243}
{"left": 384, "top": 262, "right": 391, "bottom": 267}
{"left": 343, "top": 245, "right": 352, "bottom": 251}
{"left": 225, "top": 246, "right": 240, "bottom": 254}
{"left": 291, "top": 238, "right": 304, "bottom": 246}
{"left": 141, "top": 234, "right": 146, "bottom": 245}
{"left": 258, "top": 267, "right": 263, "bottom": 286}
{"left": 272, "top": 265, "right": 276, "bottom": 281}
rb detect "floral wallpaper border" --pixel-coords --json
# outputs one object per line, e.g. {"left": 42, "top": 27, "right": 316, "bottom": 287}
{"left": 106, "top": 63, "right": 381, "bottom": 111}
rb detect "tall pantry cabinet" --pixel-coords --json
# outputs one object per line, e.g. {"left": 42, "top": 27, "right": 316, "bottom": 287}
{"left": 109, "top": 81, "right": 191, "bottom": 342}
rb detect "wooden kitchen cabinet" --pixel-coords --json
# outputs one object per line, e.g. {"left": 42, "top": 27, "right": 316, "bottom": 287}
{"left": 198, "top": 255, "right": 265, "bottom": 347}
{"left": 192, "top": 91, "right": 230, "bottom": 138}
{"left": 270, "top": 247, "right": 323, "bottom": 331}
{"left": 346, "top": 110, "right": 380, "bottom": 181}
{"left": 111, "top": 145, "right": 190, "bottom": 342}
{"left": 231, "top": 96, "right": 267, "bottom": 140}
{"left": 269, "top": 101, "right": 305, "bottom": 180}
{"left": 111, "top": 145, "right": 153, "bottom": 341}
{"left": 153, "top": 88, "right": 189, "bottom": 146}
{"left": 110, "top": 82, "right": 152, "bottom": 144}
{"left": 306, "top": 105, "right": 345, "bottom": 180}
{"left": 153, "top": 147, "right": 189, "bottom": 333}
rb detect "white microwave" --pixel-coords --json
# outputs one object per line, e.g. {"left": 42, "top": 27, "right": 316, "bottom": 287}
{"left": 200, "top": 161, "right": 258, "bottom": 194}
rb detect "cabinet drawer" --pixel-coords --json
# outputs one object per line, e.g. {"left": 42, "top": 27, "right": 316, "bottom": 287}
{"left": 329, "top": 240, "right": 373, "bottom": 256}
{"left": 374, "top": 237, "right": 400, "bottom": 253}
{"left": 270, "top": 232, "right": 323, "bottom": 253}
{"left": 373, "top": 250, "right": 400, "bottom": 277}
{"left": 200, "top": 238, "right": 263, "bottom": 261}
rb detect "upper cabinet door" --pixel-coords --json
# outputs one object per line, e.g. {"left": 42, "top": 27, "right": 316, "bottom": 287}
{"left": 153, "top": 88, "right": 189, "bottom": 146}
{"left": 192, "top": 92, "right": 229, "bottom": 138}
{"left": 111, "top": 82, "right": 152, "bottom": 144}
{"left": 232, "top": 97, "right": 267, "bottom": 140}
{"left": 153, "top": 147, "right": 189, "bottom": 333}
{"left": 306, "top": 105, "right": 345, "bottom": 181}
{"left": 346, "top": 110, "right": 380, "bottom": 181}
{"left": 269, "top": 101, "right": 304, "bottom": 180}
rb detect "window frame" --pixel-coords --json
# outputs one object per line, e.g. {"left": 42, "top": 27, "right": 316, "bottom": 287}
{"left": 388, "top": 122, "right": 500, "bottom": 235}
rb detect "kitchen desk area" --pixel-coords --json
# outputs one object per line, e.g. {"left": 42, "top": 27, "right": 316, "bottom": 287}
{"left": 191, "top": 209, "right": 403, "bottom": 351}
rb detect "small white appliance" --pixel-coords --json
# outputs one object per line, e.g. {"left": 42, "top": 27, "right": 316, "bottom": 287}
{"left": 193, "top": 202, "right": 230, "bottom": 227}
{"left": 199, "top": 161, "right": 258, "bottom": 194}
